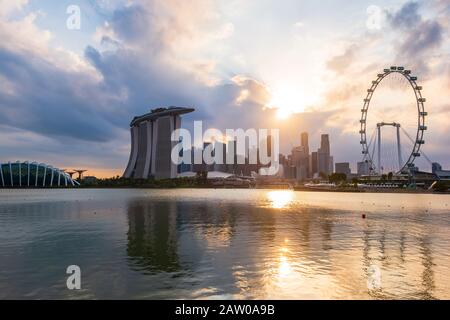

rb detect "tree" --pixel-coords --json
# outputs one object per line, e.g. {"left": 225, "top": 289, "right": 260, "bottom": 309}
{"left": 387, "top": 172, "right": 393, "bottom": 181}
{"left": 329, "top": 173, "right": 347, "bottom": 184}
{"left": 196, "top": 171, "right": 208, "bottom": 184}
{"left": 319, "top": 171, "right": 328, "bottom": 180}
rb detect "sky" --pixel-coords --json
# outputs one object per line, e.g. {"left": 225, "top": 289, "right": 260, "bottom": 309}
{"left": 0, "top": 0, "right": 449, "bottom": 177}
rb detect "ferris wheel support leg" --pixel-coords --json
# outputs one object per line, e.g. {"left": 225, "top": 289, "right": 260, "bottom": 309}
{"left": 397, "top": 125, "right": 403, "bottom": 172}
{"left": 377, "top": 126, "right": 381, "bottom": 175}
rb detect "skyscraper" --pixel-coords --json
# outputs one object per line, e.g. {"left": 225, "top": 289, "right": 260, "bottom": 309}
{"left": 357, "top": 161, "right": 370, "bottom": 176}
{"left": 317, "top": 134, "right": 331, "bottom": 175}
{"left": 320, "top": 134, "right": 330, "bottom": 154}
{"left": 301, "top": 132, "right": 310, "bottom": 178}
{"left": 291, "top": 146, "right": 309, "bottom": 181}
{"left": 329, "top": 156, "right": 334, "bottom": 174}
{"left": 227, "top": 139, "right": 238, "bottom": 174}
{"left": 123, "top": 106, "right": 194, "bottom": 180}
{"left": 301, "top": 132, "right": 309, "bottom": 155}
{"left": 335, "top": 162, "right": 351, "bottom": 176}
{"left": 310, "top": 152, "right": 318, "bottom": 177}
{"left": 213, "top": 141, "right": 227, "bottom": 173}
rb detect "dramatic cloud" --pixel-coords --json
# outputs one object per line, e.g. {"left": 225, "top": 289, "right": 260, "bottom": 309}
{"left": 0, "top": 0, "right": 449, "bottom": 175}
{"left": 390, "top": 1, "right": 421, "bottom": 29}
{"left": 388, "top": 1, "right": 444, "bottom": 74}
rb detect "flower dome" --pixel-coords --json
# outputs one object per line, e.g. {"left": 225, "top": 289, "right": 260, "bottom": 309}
{"left": 0, "top": 161, "right": 79, "bottom": 188}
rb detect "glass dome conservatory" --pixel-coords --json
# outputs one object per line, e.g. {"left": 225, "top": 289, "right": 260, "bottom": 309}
{"left": 0, "top": 161, "right": 79, "bottom": 188}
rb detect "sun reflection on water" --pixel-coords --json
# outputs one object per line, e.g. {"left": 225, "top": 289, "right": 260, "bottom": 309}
{"left": 267, "top": 190, "right": 294, "bottom": 209}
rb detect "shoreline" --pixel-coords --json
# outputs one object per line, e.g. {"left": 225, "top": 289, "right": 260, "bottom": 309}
{"left": 1, "top": 186, "right": 448, "bottom": 195}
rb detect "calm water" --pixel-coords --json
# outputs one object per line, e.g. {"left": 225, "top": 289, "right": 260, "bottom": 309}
{"left": 0, "top": 188, "right": 449, "bottom": 300}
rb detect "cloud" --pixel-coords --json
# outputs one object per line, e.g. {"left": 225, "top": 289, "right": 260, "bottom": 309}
{"left": 0, "top": 0, "right": 28, "bottom": 17}
{"left": 388, "top": 1, "right": 444, "bottom": 75}
{"left": 326, "top": 45, "right": 357, "bottom": 73}
{"left": 398, "top": 20, "right": 443, "bottom": 59}
{"left": 316, "top": 1, "right": 450, "bottom": 169}
{"left": 0, "top": 47, "right": 121, "bottom": 142}
{"left": 389, "top": 1, "right": 421, "bottom": 29}
{"left": 0, "top": 0, "right": 449, "bottom": 174}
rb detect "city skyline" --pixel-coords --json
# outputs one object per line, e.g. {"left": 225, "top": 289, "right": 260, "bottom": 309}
{"left": 0, "top": 0, "right": 449, "bottom": 177}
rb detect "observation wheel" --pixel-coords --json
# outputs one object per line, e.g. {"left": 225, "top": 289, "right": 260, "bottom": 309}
{"left": 360, "top": 66, "right": 427, "bottom": 174}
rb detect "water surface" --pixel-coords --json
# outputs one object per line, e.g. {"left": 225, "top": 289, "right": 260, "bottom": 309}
{"left": 0, "top": 189, "right": 449, "bottom": 299}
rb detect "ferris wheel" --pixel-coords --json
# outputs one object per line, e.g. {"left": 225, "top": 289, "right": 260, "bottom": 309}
{"left": 360, "top": 66, "right": 428, "bottom": 175}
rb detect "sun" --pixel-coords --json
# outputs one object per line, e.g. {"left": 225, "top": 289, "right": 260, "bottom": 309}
{"left": 276, "top": 108, "right": 292, "bottom": 119}
{"left": 269, "top": 87, "right": 306, "bottom": 119}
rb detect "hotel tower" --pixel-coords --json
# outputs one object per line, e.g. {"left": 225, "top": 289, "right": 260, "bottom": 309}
{"left": 123, "top": 106, "right": 194, "bottom": 180}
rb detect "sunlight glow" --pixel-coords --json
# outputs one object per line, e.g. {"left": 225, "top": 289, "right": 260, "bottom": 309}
{"left": 269, "top": 87, "right": 306, "bottom": 119}
{"left": 278, "top": 255, "right": 291, "bottom": 277}
{"left": 267, "top": 190, "right": 294, "bottom": 209}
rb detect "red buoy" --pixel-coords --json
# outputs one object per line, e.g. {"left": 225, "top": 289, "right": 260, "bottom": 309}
{"left": 362, "top": 214, "right": 366, "bottom": 219}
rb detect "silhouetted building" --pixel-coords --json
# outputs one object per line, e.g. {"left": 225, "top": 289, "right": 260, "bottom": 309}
{"left": 291, "top": 146, "right": 309, "bottom": 181}
{"left": 317, "top": 134, "right": 331, "bottom": 175}
{"left": 124, "top": 106, "right": 194, "bottom": 180}
{"left": 335, "top": 162, "right": 351, "bottom": 176}
{"left": 320, "top": 134, "right": 330, "bottom": 154}
{"left": 357, "top": 161, "right": 370, "bottom": 176}
{"left": 301, "top": 132, "right": 309, "bottom": 155}
{"left": 301, "top": 132, "right": 310, "bottom": 178}
{"left": 311, "top": 152, "right": 318, "bottom": 177}
{"left": 329, "top": 156, "right": 334, "bottom": 174}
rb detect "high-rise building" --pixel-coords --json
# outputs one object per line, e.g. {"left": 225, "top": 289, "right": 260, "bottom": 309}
{"left": 213, "top": 141, "right": 228, "bottom": 173}
{"left": 320, "top": 134, "right": 330, "bottom": 154}
{"left": 329, "top": 156, "right": 334, "bottom": 174}
{"left": 301, "top": 132, "right": 309, "bottom": 155}
{"left": 291, "top": 146, "right": 309, "bottom": 181}
{"left": 227, "top": 139, "right": 238, "bottom": 174}
{"left": 301, "top": 132, "right": 310, "bottom": 178}
{"left": 335, "top": 162, "right": 351, "bottom": 176}
{"left": 357, "top": 161, "right": 370, "bottom": 176}
{"left": 203, "top": 142, "right": 214, "bottom": 172}
{"left": 317, "top": 151, "right": 329, "bottom": 175}
{"left": 123, "top": 106, "right": 194, "bottom": 180}
{"left": 317, "top": 134, "right": 331, "bottom": 175}
{"left": 310, "top": 152, "right": 318, "bottom": 177}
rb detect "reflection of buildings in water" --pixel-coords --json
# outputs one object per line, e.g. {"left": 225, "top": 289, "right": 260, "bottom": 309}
{"left": 187, "top": 201, "right": 238, "bottom": 249}
{"left": 419, "top": 236, "right": 435, "bottom": 299}
{"left": 127, "top": 201, "right": 180, "bottom": 272}
{"left": 319, "top": 214, "right": 333, "bottom": 252}
{"left": 126, "top": 200, "right": 240, "bottom": 276}
{"left": 125, "top": 197, "right": 440, "bottom": 299}
{"left": 399, "top": 231, "right": 406, "bottom": 263}
{"left": 380, "top": 229, "right": 387, "bottom": 267}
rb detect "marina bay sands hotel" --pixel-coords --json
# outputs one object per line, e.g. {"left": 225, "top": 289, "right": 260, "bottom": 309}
{"left": 123, "top": 106, "right": 194, "bottom": 180}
